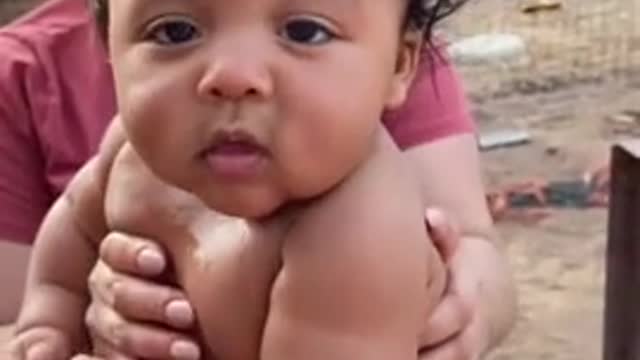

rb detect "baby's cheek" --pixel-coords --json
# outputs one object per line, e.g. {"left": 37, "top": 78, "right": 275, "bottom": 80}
{"left": 119, "top": 95, "right": 180, "bottom": 178}
{"left": 273, "top": 122, "right": 350, "bottom": 198}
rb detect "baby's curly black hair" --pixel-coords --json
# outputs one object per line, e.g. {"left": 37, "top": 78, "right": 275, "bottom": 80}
{"left": 91, "top": 0, "right": 467, "bottom": 46}
{"left": 406, "top": 0, "right": 467, "bottom": 43}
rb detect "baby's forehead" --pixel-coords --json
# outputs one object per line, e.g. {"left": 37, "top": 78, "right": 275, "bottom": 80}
{"left": 124, "top": 0, "right": 383, "bottom": 12}
{"left": 115, "top": 0, "right": 409, "bottom": 26}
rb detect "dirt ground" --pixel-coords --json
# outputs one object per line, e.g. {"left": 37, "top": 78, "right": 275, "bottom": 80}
{"left": 445, "top": 1, "right": 640, "bottom": 359}
{"left": 474, "top": 79, "right": 640, "bottom": 360}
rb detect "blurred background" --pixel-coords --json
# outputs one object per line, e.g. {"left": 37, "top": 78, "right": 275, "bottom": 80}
{"left": 1, "top": 0, "right": 632, "bottom": 358}
{"left": 441, "top": 1, "right": 637, "bottom": 359}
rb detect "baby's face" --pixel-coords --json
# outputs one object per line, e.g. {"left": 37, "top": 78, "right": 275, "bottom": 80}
{"left": 108, "top": 0, "right": 419, "bottom": 218}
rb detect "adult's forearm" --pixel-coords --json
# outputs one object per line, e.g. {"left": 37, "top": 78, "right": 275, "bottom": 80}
{"left": 0, "top": 240, "right": 31, "bottom": 324}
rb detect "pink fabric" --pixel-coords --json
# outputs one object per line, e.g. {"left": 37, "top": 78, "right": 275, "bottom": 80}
{"left": 0, "top": 0, "right": 115, "bottom": 243}
{"left": 383, "top": 51, "right": 476, "bottom": 150}
{"left": 0, "top": 0, "right": 473, "bottom": 245}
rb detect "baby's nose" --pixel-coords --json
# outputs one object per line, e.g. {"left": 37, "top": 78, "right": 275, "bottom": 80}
{"left": 197, "top": 58, "right": 273, "bottom": 101}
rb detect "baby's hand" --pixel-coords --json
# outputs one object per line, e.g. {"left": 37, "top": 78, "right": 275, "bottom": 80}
{"left": 8, "top": 327, "right": 72, "bottom": 360}
{"left": 84, "top": 232, "right": 201, "bottom": 360}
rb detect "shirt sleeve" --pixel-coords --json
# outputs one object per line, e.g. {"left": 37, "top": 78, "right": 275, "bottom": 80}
{"left": 382, "top": 49, "right": 476, "bottom": 150}
{"left": 0, "top": 35, "right": 54, "bottom": 245}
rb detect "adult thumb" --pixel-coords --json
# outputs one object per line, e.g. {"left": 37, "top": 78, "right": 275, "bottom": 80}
{"left": 425, "top": 208, "right": 460, "bottom": 263}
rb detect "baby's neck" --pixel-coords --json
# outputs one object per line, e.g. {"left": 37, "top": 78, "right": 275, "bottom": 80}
{"left": 248, "top": 199, "right": 307, "bottom": 227}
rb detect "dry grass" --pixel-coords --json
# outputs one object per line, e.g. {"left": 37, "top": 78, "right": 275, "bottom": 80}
{"left": 443, "top": 0, "right": 640, "bottom": 97}
{"left": 1, "top": 0, "right": 637, "bottom": 98}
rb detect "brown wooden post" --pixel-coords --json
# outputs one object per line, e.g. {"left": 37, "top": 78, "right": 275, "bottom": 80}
{"left": 605, "top": 140, "right": 640, "bottom": 360}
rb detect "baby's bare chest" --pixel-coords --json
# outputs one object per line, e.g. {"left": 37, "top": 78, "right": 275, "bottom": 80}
{"left": 103, "top": 145, "right": 286, "bottom": 359}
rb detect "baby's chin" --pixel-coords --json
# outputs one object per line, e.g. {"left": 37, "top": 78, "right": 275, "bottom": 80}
{"left": 198, "top": 189, "right": 289, "bottom": 221}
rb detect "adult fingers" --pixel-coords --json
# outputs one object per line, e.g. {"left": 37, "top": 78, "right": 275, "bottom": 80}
{"left": 419, "top": 293, "right": 473, "bottom": 349}
{"left": 99, "top": 232, "right": 167, "bottom": 277}
{"left": 114, "top": 272, "right": 194, "bottom": 329}
{"left": 425, "top": 208, "right": 460, "bottom": 263}
{"left": 88, "top": 259, "right": 194, "bottom": 329}
{"left": 85, "top": 301, "right": 201, "bottom": 360}
{"left": 419, "top": 331, "right": 477, "bottom": 360}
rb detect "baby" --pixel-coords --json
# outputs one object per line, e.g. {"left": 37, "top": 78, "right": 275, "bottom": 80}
{"left": 11, "top": 0, "right": 447, "bottom": 358}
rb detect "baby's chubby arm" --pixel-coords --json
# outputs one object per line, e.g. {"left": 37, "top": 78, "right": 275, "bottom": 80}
{"left": 9, "top": 119, "right": 127, "bottom": 359}
{"left": 261, "top": 133, "right": 443, "bottom": 360}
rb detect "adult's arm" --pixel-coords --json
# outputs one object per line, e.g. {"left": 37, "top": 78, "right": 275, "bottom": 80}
{"left": 385, "top": 49, "right": 515, "bottom": 355}
{"left": 405, "top": 135, "right": 516, "bottom": 356}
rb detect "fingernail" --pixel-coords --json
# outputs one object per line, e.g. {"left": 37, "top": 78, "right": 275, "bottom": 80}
{"left": 170, "top": 340, "right": 201, "bottom": 360}
{"left": 166, "top": 300, "right": 195, "bottom": 328}
{"left": 137, "top": 248, "right": 166, "bottom": 275}
{"left": 425, "top": 208, "right": 444, "bottom": 227}
{"left": 26, "top": 343, "right": 51, "bottom": 360}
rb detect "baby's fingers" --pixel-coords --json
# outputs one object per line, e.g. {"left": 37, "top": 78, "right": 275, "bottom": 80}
{"left": 9, "top": 327, "right": 71, "bottom": 360}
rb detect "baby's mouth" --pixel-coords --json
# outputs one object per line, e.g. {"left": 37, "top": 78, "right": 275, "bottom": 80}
{"left": 208, "top": 140, "right": 266, "bottom": 156}
{"left": 202, "top": 131, "right": 269, "bottom": 180}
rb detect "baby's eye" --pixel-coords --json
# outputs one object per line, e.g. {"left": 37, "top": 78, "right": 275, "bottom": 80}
{"left": 146, "top": 19, "right": 201, "bottom": 45}
{"left": 280, "top": 18, "right": 335, "bottom": 45}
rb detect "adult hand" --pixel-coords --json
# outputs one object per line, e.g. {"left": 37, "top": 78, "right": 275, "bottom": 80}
{"left": 419, "top": 208, "right": 491, "bottom": 360}
{"left": 83, "top": 232, "right": 201, "bottom": 360}
{"left": 82, "top": 212, "right": 494, "bottom": 360}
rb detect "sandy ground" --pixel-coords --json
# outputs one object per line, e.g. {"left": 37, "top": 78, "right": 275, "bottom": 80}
{"left": 447, "top": 2, "right": 640, "bottom": 357}
{"left": 490, "top": 209, "right": 606, "bottom": 360}
{"left": 474, "top": 79, "right": 640, "bottom": 359}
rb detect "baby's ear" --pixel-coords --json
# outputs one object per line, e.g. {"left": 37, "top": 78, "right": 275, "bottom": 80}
{"left": 385, "top": 30, "right": 423, "bottom": 110}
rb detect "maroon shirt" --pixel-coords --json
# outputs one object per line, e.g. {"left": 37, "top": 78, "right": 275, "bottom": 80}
{"left": 0, "top": 0, "right": 474, "bottom": 244}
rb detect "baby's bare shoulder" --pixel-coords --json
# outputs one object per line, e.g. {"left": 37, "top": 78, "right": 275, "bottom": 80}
{"left": 262, "top": 135, "right": 430, "bottom": 357}
{"left": 290, "top": 134, "right": 425, "bottom": 251}
{"left": 280, "top": 132, "right": 429, "bottom": 287}
{"left": 66, "top": 119, "right": 129, "bottom": 243}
